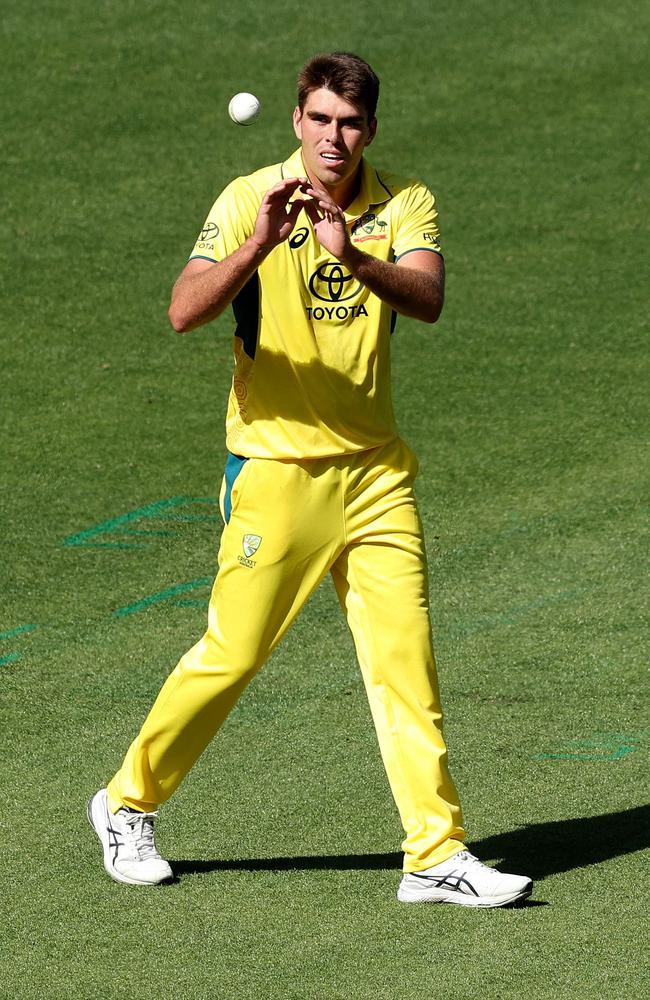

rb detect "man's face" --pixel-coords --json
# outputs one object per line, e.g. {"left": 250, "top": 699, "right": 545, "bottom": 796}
{"left": 293, "top": 87, "right": 377, "bottom": 199}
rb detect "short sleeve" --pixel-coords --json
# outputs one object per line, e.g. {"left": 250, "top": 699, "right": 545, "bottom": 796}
{"left": 188, "top": 178, "right": 259, "bottom": 263}
{"left": 392, "top": 182, "right": 443, "bottom": 261}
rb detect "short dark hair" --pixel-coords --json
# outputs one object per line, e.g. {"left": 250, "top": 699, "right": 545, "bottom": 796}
{"left": 297, "top": 52, "right": 380, "bottom": 120}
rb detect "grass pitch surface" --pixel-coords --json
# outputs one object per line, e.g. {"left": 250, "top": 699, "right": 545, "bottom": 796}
{"left": 1, "top": 1, "right": 648, "bottom": 997}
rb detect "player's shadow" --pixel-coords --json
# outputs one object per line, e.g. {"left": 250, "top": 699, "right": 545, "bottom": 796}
{"left": 172, "top": 802, "right": 649, "bottom": 882}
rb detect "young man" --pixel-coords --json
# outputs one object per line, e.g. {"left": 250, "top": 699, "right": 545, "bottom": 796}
{"left": 88, "top": 52, "right": 533, "bottom": 907}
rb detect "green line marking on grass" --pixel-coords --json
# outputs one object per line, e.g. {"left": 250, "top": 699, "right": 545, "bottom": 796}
{"left": 532, "top": 732, "right": 645, "bottom": 762}
{"left": 112, "top": 577, "right": 213, "bottom": 618}
{"left": 62, "top": 496, "right": 218, "bottom": 549}
{"left": 166, "top": 599, "right": 209, "bottom": 608}
{"left": 0, "top": 653, "right": 22, "bottom": 666}
{"left": 0, "top": 624, "right": 39, "bottom": 642}
{"left": 0, "top": 624, "right": 39, "bottom": 666}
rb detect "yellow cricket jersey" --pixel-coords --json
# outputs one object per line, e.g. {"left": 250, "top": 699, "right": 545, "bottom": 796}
{"left": 189, "top": 148, "right": 443, "bottom": 459}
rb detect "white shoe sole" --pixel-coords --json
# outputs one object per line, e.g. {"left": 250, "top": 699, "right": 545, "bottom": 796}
{"left": 87, "top": 789, "right": 172, "bottom": 886}
{"left": 397, "top": 881, "right": 533, "bottom": 907}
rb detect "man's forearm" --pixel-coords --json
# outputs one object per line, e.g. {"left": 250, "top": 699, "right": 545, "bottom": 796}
{"left": 169, "top": 237, "right": 269, "bottom": 333}
{"left": 341, "top": 246, "right": 444, "bottom": 324}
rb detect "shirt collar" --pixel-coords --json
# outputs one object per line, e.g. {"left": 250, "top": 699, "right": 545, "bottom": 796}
{"left": 281, "top": 148, "right": 392, "bottom": 222}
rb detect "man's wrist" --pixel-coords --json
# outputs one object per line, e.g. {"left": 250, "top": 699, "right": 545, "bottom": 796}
{"left": 245, "top": 235, "right": 273, "bottom": 262}
{"left": 339, "top": 242, "right": 365, "bottom": 272}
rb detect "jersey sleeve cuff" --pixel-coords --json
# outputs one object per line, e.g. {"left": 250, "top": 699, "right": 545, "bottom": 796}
{"left": 394, "top": 247, "right": 444, "bottom": 262}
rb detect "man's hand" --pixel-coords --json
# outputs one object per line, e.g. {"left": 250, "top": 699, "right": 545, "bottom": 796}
{"left": 300, "top": 184, "right": 351, "bottom": 259}
{"left": 170, "top": 177, "right": 310, "bottom": 332}
{"left": 251, "top": 177, "right": 310, "bottom": 251}
{"left": 298, "top": 183, "right": 444, "bottom": 324}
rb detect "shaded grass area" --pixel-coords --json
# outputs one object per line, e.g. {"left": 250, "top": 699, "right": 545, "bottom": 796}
{"left": 1, "top": 1, "right": 648, "bottom": 998}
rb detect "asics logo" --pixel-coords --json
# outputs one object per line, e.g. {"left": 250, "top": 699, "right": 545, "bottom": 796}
{"left": 413, "top": 871, "right": 480, "bottom": 896}
{"left": 289, "top": 227, "right": 309, "bottom": 249}
{"left": 107, "top": 821, "right": 123, "bottom": 864}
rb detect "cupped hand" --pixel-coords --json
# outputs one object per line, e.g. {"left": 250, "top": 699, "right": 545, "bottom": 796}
{"left": 252, "top": 178, "right": 309, "bottom": 250}
{"left": 300, "top": 185, "right": 350, "bottom": 260}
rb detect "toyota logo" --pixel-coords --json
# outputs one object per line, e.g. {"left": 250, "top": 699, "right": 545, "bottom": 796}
{"left": 309, "top": 263, "right": 361, "bottom": 302}
{"left": 200, "top": 222, "right": 220, "bottom": 241}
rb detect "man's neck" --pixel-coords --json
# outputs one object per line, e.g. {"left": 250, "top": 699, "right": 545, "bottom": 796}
{"left": 304, "top": 165, "right": 363, "bottom": 211}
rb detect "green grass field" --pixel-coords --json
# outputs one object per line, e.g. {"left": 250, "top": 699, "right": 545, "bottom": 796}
{"left": 2, "top": 1, "right": 648, "bottom": 997}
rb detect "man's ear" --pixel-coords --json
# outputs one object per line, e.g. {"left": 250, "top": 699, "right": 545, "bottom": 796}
{"left": 293, "top": 106, "right": 303, "bottom": 140}
{"left": 365, "top": 116, "right": 378, "bottom": 147}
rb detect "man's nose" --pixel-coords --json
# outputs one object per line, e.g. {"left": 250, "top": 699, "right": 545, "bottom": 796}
{"left": 326, "top": 121, "right": 342, "bottom": 143}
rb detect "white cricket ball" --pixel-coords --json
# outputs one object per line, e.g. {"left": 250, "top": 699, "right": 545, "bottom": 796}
{"left": 228, "top": 92, "right": 261, "bottom": 126}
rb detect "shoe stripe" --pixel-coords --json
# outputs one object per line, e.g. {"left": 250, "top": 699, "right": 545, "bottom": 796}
{"left": 107, "top": 821, "right": 123, "bottom": 865}
{"left": 411, "top": 871, "right": 480, "bottom": 896}
{"left": 98, "top": 793, "right": 124, "bottom": 867}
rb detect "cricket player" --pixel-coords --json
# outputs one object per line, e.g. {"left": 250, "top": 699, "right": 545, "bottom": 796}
{"left": 88, "top": 52, "right": 533, "bottom": 907}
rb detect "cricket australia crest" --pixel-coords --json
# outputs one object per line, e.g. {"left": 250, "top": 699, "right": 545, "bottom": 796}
{"left": 242, "top": 534, "right": 262, "bottom": 557}
{"left": 238, "top": 533, "right": 262, "bottom": 567}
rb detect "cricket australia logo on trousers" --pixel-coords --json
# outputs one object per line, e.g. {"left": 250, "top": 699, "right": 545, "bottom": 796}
{"left": 238, "top": 533, "right": 262, "bottom": 568}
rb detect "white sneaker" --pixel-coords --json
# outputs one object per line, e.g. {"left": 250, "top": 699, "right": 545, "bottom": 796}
{"left": 87, "top": 788, "right": 173, "bottom": 886}
{"left": 397, "top": 850, "right": 533, "bottom": 907}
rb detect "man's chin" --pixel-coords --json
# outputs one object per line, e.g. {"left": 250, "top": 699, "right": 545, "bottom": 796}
{"left": 313, "top": 164, "right": 353, "bottom": 190}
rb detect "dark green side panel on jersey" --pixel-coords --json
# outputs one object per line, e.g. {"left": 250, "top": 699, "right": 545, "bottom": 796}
{"left": 223, "top": 452, "right": 248, "bottom": 523}
{"left": 232, "top": 274, "right": 260, "bottom": 360}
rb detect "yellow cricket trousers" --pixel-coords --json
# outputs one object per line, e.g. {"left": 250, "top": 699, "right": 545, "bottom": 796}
{"left": 107, "top": 437, "right": 466, "bottom": 871}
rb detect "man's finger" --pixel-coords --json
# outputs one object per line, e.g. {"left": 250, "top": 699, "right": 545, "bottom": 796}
{"left": 300, "top": 184, "right": 339, "bottom": 210}
{"left": 285, "top": 198, "right": 305, "bottom": 228}
{"left": 301, "top": 199, "right": 322, "bottom": 226}
{"left": 264, "top": 177, "right": 307, "bottom": 202}
{"left": 313, "top": 195, "right": 341, "bottom": 218}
